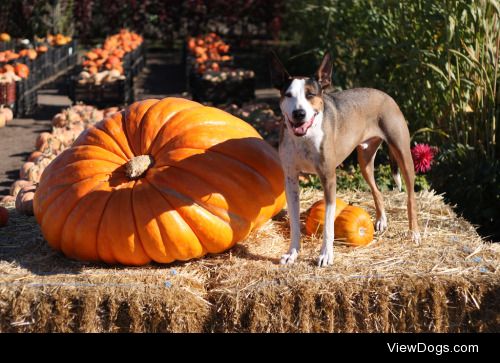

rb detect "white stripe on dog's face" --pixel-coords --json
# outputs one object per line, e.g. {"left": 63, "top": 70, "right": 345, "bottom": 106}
{"left": 281, "top": 79, "right": 316, "bottom": 124}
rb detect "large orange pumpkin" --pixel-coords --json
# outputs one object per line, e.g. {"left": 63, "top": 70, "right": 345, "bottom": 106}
{"left": 305, "top": 198, "right": 347, "bottom": 236}
{"left": 34, "top": 98, "right": 285, "bottom": 265}
{"left": 334, "top": 205, "right": 374, "bottom": 246}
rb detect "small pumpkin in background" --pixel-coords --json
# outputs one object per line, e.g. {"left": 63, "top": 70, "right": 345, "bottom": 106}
{"left": 14, "top": 63, "right": 29, "bottom": 79}
{"left": 19, "top": 48, "right": 37, "bottom": 60}
{"left": 0, "top": 206, "right": 8, "bottom": 227}
{"left": 305, "top": 198, "right": 348, "bottom": 236}
{"left": 334, "top": 205, "right": 374, "bottom": 247}
{"left": 0, "top": 33, "right": 11, "bottom": 42}
{"left": 0, "top": 113, "right": 5, "bottom": 128}
{"left": 1, "top": 195, "right": 16, "bottom": 204}
{"left": 10, "top": 180, "right": 34, "bottom": 198}
{"left": 0, "top": 106, "right": 13, "bottom": 123}
{"left": 19, "top": 161, "right": 35, "bottom": 180}
{"left": 28, "top": 151, "right": 43, "bottom": 162}
{"left": 36, "top": 45, "right": 48, "bottom": 53}
{"left": 16, "top": 184, "right": 36, "bottom": 216}
{"left": 35, "top": 132, "right": 52, "bottom": 150}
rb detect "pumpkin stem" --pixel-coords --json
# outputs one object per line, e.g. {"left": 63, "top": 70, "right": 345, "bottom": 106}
{"left": 125, "top": 155, "right": 154, "bottom": 179}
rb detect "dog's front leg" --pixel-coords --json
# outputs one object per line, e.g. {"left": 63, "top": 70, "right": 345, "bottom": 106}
{"left": 318, "top": 172, "right": 337, "bottom": 267}
{"left": 281, "top": 172, "right": 301, "bottom": 264}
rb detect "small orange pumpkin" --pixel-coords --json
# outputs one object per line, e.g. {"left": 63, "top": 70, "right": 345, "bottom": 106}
{"left": 14, "top": 63, "right": 29, "bottom": 79}
{"left": 16, "top": 184, "right": 36, "bottom": 216}
{"left": 334, "top": 205, "right": 374, "bottom": 246}
{"left": 1, "top": 64, "right": 14, "bottom": 74}
{"left": 36, "top": 45, "right": 48, "bottom": 53}
{"left": 0, "top": 33, "right": 11, "bottom": 42}
{"left": 305, "top": 198, "right": 348, "bottom": 236}
{"left": 19, "top": 49, "right": 37, "bottom": 60}
{"left": 1, "top": 195, "right": 16, "bottom": 204}
{"left": 10, "top": 180, "right": 34, "bottom": 197}
{"left": 0, "top": 106, "right": 14, "bottom": 122}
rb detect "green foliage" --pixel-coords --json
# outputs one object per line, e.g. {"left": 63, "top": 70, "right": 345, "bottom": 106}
{"left": 430, "top": 144, "right": 500, "bottom": 241}
{"left": 0, "top": 0, "right": 74, "bottom": 38}
{"left": 299, "top": 164, "right": 430, "bottom": 192}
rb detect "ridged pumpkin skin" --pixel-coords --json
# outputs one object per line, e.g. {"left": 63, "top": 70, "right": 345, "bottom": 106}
{"left": 334, "top": 205, "right": 374, "bottom": 246}
{"left": 34, "top": 97, "right": 285, "bottom": 265}
{"left": 305, "top": 198, "right": 347, "bottom": 236}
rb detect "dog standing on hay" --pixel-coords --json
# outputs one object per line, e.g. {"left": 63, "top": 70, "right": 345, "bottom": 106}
{"left": 270, "top": 52, "right": 420, "bottom": 267}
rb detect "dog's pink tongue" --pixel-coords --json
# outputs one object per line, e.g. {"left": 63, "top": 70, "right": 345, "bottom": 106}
{"left": 294, "top": 124, "right": 308, "bottom": 135}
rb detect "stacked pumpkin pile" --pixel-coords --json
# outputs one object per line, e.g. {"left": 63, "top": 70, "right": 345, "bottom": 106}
{"left": 187, "top": 33, "right": 254, "bottom": 83}
{"left": 187, "top": 33, "right": 255, "bottom": 104}
{"left": 1, "top": 104, "right": 120, "bottom": 214}
{"left": 43, "top": 33, "right": 73, "bottom": 47}
{"left": 0, "top": 61, "right": 30, "bottom": 81}
{"left": 0, "top": 57, "right": 30, "bottom": 118}
{"left": 78, "top": 29, "right": 143, "bottom": 85}
{"left": 188, "top": 33, "right": 233, "bottom": 74}
{"left": 0, "top": 34, "right": 73, "bottom": 117}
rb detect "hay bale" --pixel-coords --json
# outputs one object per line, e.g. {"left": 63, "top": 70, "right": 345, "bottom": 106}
{"left": 0, "top": 190, "right": 498, "bottom": 332}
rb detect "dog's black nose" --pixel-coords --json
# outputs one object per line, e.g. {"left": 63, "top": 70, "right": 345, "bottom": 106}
{"left": 292, "top": 109, "right": 306, "bottom": 121}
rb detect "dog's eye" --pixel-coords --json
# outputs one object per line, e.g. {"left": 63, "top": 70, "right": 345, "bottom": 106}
{"left": 306, "top": 93, "right": 316, "bottom": 99}
{"left": 285, "top": 92, "right": 292, "bottom": 98}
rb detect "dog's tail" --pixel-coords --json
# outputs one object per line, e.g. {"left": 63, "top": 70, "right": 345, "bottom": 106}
{"left": 389, "top": 151, "right": 402, "bottom": 191}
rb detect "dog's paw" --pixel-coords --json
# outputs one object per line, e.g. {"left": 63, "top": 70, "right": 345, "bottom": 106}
{"left": 280, "top": 248, "right": 299, "bottom": 264}
{"left": 409, "top": 230, "right": 421, "bottom": 244}
{"left": 317, "top": 247, "right": 334, "bottom": 267}
{"left": 375, "top": 213, "right": 388, "bottom": 232}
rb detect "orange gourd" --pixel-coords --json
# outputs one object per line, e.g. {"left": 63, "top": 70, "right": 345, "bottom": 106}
{"left": 34, "top": 98, "right": 286, "bottom": 265}
{"left": 19, "top": 49, "right": 37, "bottom": 60}
{"left": 0, "top": 33, "right": 11, "bottom": 42}
{"left": 334, "top": 205, "right": 374, "bottom": 246}
{"left": 0, "top": 106, "right": 13, "bottom": 122}
{"left": 305, "top": 198, "right": 348, "bottom": 236}
{"left": 16, "top": 184, "right": 36, "bottom": 216}
{"left": 36, "top": 45, "right": 48, "bottom": 53}
{"left": 14, "top": 63, "right": 29, "bottom": 79}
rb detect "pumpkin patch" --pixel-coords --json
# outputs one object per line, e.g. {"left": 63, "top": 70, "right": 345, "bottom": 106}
{"left": 33, "top": 97, "right": 285, "bottom": 265}
{"left": 78, "top": 29, "right": 143, "bottom": 85}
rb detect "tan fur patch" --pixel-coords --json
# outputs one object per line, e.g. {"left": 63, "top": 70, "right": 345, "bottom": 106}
{"left": 309, "top": 96, "right": 324, "bottom": 113}
{"left": 304, "top": 84, "right": 324, "bottom": 113}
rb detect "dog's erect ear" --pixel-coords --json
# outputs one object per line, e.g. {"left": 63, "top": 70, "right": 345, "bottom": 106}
{"left": 269, "top": 51, "right": 290, "bottom": 90}
{"left": 316, "top": 52, "right": 333, "bottom": 89}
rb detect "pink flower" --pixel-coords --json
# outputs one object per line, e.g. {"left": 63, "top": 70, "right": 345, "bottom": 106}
{"left": 411, "top": 143, "right": 438, "bottom": 173}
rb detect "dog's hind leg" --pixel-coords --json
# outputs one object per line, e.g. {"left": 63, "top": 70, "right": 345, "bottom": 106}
{"left": 357, "top": 137, "right": 387, "bottom": 231}
{"left": 387, "top": 142, "right": 420, "bottom": 243}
